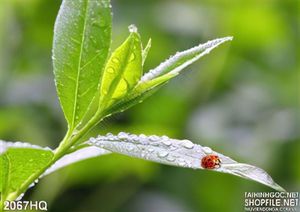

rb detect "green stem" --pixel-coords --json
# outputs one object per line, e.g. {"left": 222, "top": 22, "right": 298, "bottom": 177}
{"left": 4, "top": 110, "right": 105, "bottom": 203}
{"left": 0, "top": 193, "right": 5, "bottom": 212}
{"left": 53, "top": 110, "right": 104, "bottom": 160}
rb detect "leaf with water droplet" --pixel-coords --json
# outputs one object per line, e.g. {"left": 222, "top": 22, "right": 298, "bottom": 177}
{"left": 137, "top": 37, "right": 233, "bottom": 91}
{"left": 86, "top": 133, "right": 285, "bottom": 191}
{"left": 0, "top": 140, "right": 54, "bottom": 201}
{"left": 99, "top": 29, "right": 142, "bottom": 110}
{"left": 53, "top": 0, "right": 112, "bottom": 130}
{"left": 101, "top": 37, "right": 232, "bottom": 118}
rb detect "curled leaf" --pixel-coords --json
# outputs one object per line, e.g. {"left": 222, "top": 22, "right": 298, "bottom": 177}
{"left": 99, "top": 25, "right": 143, "bottom": 110}
{"left": 86, "top": 133, "right": 285, "bottom": 191}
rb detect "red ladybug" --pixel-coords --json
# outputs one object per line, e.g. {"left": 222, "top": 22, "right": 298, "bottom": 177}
{"left": 201, "top": 154, "right": 221, "bottom": 169}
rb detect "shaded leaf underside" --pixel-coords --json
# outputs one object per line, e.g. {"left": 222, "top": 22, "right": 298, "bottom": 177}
{"left": 87, "top": 133, "right": 285, "bottom": 191}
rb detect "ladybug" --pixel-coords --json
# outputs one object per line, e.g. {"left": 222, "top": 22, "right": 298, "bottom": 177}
{"left": 201, "top": 154, "right": 221, "bottom": 169}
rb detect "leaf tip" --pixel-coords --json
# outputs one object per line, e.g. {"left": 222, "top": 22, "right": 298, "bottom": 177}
{"left": 273, "top": 183, "right": 286, "bottom": 192}
{"left": 128, "top": 24, "right": 138, "bottom": 33}
{"left": 225, "top": 36, "right": 234, "bottom": 41}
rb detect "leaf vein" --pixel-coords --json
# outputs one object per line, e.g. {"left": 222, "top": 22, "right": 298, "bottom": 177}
{"left": 71, "top": 0, "right": 90, "bottom": 129}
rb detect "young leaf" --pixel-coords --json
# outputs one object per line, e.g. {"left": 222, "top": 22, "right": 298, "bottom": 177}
{"left": 43, "top": 146, "right": 110, "bottom": 176}
{"left": 140, "top": 36, "right": 233, "bottom": 83}
{"left": 99, "top": 25, "right": 143, "bottom": 110}
{"left": 142, "top": 38, "right": 151, "bottom": 65}
{"left": 87, "top": 133, "right": 285, "bottom": 192}
{"left": 103, "top": 37, "right": 232, "bottom": 117}
{"left": 0, "top": 141, "right": 53, "bottom": 200}
{"left": 53, "top": 0, "right": 112, "bottom": 130}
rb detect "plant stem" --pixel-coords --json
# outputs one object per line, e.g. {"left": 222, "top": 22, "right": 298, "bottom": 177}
{"left": 4, "top": 110, "right": 105, "bottom": 203}
{"left": 53, "top": 111, "right": 104, "bottom": 160}
{"left": 0, "top": 193, "right": 4, "bottom": 212}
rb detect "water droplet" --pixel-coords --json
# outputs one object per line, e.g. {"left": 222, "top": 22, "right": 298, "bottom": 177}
{"left": 128, "top": 24, "right": 138, "bottom": 33}
{"left": 89, "top": 137, "right": 97, "bottom": 144}
{"left": 16, "top": 193, "right": 25, "bottom": 201}
{"left": 118, "top": 132, "right": 128, "bottom": 140}
{"left": 167, "top": 156, "right": 176, "bottom": 162}
{"left": 112, "top": 58, "right": 119, "bottom": 64}
{"left": 106, "top": 132, "right": 113, "bottom": 137}
{"left": 131, "top": 135, "right": 139, "bottom": 142}
{"left": 181, "top": 140, "right": 194, "bottom": 149}
{"left": 139, "top": 134, "right": 147, "bottom": 139}
{"left": 170, "top": 146, "right": 178, "bottom": 151}
{"left": 177, "top": 158, "right": 186, "bottom": 166}
{"left": 148, "top": 148, "right": 154, "bottom": 153}
{"left": 203, "top": 146, "right": 212, "bottom": 154}
{"left": 127, "top": 145, "right": 134, "bottom": 152}
{"left": 149, "top": 135, "right": 159, "bottom": 141}
{"left": 157, "top": 151, "right": 169, "bottom": 158}
{"left": 92, "top": 21, "right": 100, "bottom": 27}
{"left": 162, "top": 140, "right": 171, "bottom": 146}
{"left": 107, "top": 67, "right": 114, "bottom": 74}
{"left": 150, "top": 141, "right": 158, "bottom": 146}
{"left": 129, "top": 53, "right": 136, "bottom": 62}
{"left": 162, "top": 136, "right": 171, "bottom": 146}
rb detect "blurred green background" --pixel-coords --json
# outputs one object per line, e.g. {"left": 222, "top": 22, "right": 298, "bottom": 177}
{"left": 0, "top": 0, "right": 299, "bottom": 211}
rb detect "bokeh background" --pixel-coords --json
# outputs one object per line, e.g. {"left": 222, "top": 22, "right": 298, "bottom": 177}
{"left": 0, "top": 0, "right": 299, "bottom": 211}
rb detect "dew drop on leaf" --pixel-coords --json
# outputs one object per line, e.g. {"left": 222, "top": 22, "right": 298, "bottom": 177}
{"left": 126, "top": 145, "right": 134, "bottom": 152}
{"left": 181, "top": 140, "right": 194, "bottom": 149}
{"left": 128, "top": 24, "right": 137, "bottom": 33}
{"left": 167, "top": 156, "right": 176, "bottom": 162}
{"left": 157, "top": 150, "right": 169, "bottom": 158}
{"left": 203, "top": 146, "right": 213, "bottom": 154}
{"left": 162, "top": 140, "right": 171, "bottom": 146}
{"left": 177, "top": 158, "right": 186, "bottom": 167}
{"left": 112, "top": 58, "right": 120, "bottom": 64}
{"left": 107, "top": 67, "right": 114, "bottom": 74}
{"left": 118, "top": 132, "right": 128, "bottom": 140}
{"left": 129, "top": 53, "right": 136, "bottom": 62}
{"left": 148, "top": 148, "right": 154, "bottom": 153}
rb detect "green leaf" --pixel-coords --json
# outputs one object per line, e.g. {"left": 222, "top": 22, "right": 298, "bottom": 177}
{"left": 99, "top": 26, "right": 143, "bottom": 110}
{"left": 104, "top": 37, "right": 232, "bottom": 117}
{"left": 0, "top": 141, "right": 54, "bottom": 200}
{"left": 88, "top": 133, "right": 285, "bottom": 192}
{"left": 138, "top": 36, "right": 233, "bottom": 92}
{"left": 53, "top": 0, "right": 112, "bottom": 130}
{"left": 142, "top": 38, "right": 151, "bottom": 65}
